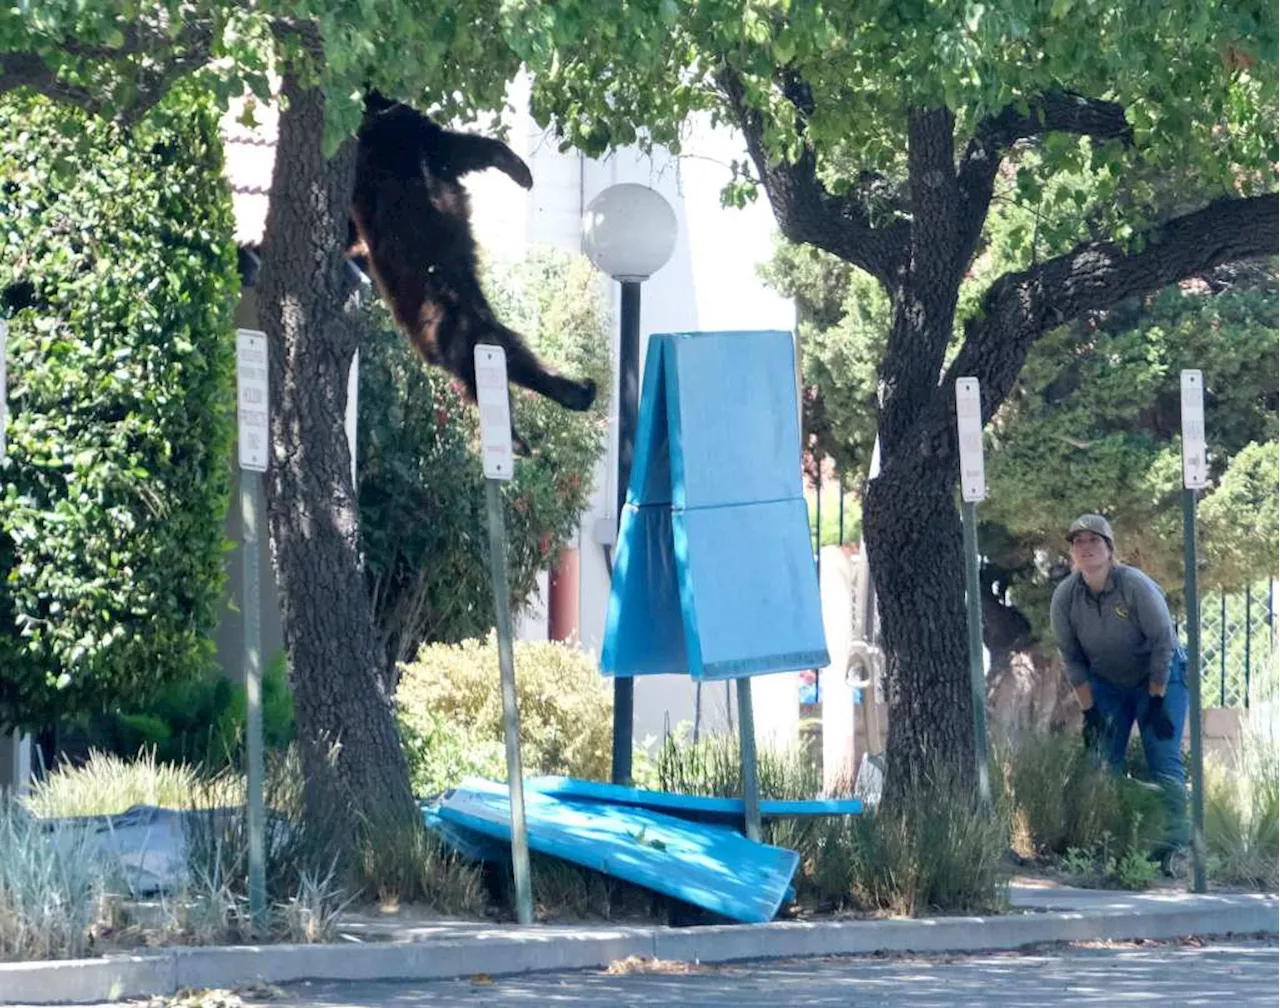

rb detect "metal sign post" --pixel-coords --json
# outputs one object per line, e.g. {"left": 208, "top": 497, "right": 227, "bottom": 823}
{"left": 955, "top": 378, "right": 991, "bottom": 803}
{"left": 1180, "top": 369, "right": 1208, "bottom": 894}
{"left": 475, "top": 345, "right": 534, "bottom": 926}
{"left": 736, "top": 679, "right": 763, "bottom": 842}
{"left": 235, "top": 328, "right": 269, "bottom": 931}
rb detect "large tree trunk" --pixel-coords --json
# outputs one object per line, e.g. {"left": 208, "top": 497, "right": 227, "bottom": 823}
{"left": 862, "top": 109, "right": 979, "bottom": 797}
{"left": 863, "top": 449, "right": 974, "bottom": 792}
{"left": 256, "top": 72, "right": 416, "bottom": 825}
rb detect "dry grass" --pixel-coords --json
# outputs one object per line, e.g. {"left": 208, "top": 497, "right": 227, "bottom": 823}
{"left": 22, "top": 749, "right": 241, "bottom": 819}
{"left": 0, "top": 800, "right": 121, "bottom": 961}
{"left": 1203, "top": 731, "right": 1279, "bottom": 891}
{"left": 9, "top": 746, "right": 489, "bottom": 958}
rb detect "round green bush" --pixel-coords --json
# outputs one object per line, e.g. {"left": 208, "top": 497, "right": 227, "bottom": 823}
{"left": 396, "top": 635, "right": 613, "bottom": 797}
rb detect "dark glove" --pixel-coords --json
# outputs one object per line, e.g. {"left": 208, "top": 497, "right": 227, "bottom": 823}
{"left": 1082, "top": 706, "right": 1105, "bottom": 751}
{"left": 1143, "top": 694, "right": 1175, "bottom": 741}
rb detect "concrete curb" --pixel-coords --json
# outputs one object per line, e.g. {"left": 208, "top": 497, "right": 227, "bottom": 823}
{"left": 2, "top": 895, "right": 1274, "bottom": 1004}
{"left": 651, "top": 896, "right": 1279, "bottom": 963}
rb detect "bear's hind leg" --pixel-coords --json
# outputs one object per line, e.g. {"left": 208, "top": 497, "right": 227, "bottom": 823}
{"left": 489, "top": 324, "right": 597, "bottom": 412}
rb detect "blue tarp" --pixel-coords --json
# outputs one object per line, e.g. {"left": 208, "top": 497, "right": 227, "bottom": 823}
{"left": 601, "top": 331, "right": 830, "bottom": 681}
{"left": 524, "top": 776, "right": 863, "bottom": 821}
{"left": 434, "top": 779, "right": 799, "bottom": 924}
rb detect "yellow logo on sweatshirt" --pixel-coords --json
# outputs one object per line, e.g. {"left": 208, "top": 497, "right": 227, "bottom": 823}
{"left": 1114, "top": 604, "right": 1130, "bottom": 620}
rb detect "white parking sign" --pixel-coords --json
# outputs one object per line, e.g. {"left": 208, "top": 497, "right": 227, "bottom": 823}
{"left": 1180, "top": 369, "right": 1206, "bottom": 489}
{"left": 955, "top": 377, "right": 986, "bottom": 502}
{"left": 236, "top": 329, "right": 269, "bottom": 472}
{"left": 475, "top": 345, "right": 514, "bottom": 481}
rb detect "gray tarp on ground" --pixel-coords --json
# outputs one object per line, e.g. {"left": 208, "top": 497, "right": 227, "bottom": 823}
{"left": 38, "top": 805, "right": 234, "bottom": 896}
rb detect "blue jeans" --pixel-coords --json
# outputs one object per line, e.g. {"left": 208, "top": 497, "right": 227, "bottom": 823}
{"left": 1089, "top": 649, "right": 1189, "bottom": 851}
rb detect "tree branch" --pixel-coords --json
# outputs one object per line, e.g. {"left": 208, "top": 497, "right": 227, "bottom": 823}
{"left": 985, "top": 90, "right": 1132, "bottom": 152}
{"left": 0, "top": 51, "right": 100, "bottom": 111}
{"left": 955, "top": 91, "right": 1133, "bottom": 275}
{"left": 877, "top": 108, "right": 967, "bottom": 458}
{"left": 948, "top": 193, "right": 1279, "bottom": 419}
{"left": 0, "top": 21, "right": 215, "bottom": 126}
{"left": 717, "top": 66, "right": 908, "bottom": 288}
{"left": 59, "top": 24, "right": 148, "bottom": 60}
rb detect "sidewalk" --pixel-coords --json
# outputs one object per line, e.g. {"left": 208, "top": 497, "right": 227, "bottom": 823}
{"left": 2, "top": 882, "right": 1274, "bottom": 1005}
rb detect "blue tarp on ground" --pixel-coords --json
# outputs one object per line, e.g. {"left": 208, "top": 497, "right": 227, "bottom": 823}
{"left": 433, "top": 779, "right": 799, "bottom": 924}
{"left": 600, "top": 330, "right": 829, "bottom": 681}
{"left": 524, "top": 776, "right": 863, "bottom": 821}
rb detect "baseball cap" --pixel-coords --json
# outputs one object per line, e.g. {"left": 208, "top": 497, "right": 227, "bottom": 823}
{"left": 1067, "top": 514, "right": 1114, "bottom": 545}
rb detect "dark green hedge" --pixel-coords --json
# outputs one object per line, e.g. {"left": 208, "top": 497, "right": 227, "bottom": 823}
{"left": 0, "top": 90, "right": 239, "bottom": 730}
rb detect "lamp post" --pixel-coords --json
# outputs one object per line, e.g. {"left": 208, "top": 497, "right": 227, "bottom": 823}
{"left": 582, "top": 183, "right": 677, "bottom": 785}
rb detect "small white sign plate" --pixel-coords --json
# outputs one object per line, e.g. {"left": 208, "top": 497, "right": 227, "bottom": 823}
{"left": 475, "top": 344, "right": 514, "bottom": 481}
{"left": 1180, "top": 369, "right": 1207, "bottom": 490}
{"left": 236, "top": 329, "right": 269, "bottom": 473}
{"left": 955, "top": 377, "right": 986, "bottom": 502}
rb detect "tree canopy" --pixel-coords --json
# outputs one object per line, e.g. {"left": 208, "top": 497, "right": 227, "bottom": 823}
{"left": 1, "top": 1, "right": 527, "bottom": 142}
{"left": 4, "top": 0, "right": 1276, "bottom": 795}
{"left": 516, "top": 0, "right": 1278, "bottom": 783}
{"left": 768, "top": 235, "right": 1277, "bottom": 625}
{"left": 985, "top": 267, "right": 1278, "bottom": 598}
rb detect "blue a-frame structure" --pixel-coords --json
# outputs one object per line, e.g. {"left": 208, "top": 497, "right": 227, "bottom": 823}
{"left": 601, "top": 330, "right": 829, "bottom": 681}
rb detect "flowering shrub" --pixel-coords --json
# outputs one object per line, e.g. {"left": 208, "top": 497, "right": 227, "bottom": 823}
{"left": 357, "top": 246, "right": 611, "bottom": 662}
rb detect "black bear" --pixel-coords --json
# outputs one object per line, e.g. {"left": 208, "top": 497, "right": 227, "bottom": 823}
{"left": 348, "top": 92, "right": 597, "bottom": 451}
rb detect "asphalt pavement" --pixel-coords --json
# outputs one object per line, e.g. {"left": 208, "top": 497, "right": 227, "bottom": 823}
{"left": 121, "top": 936, "right": 1278, "bottom": 1008}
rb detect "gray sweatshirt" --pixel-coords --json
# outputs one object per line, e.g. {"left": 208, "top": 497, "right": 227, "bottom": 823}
{"left": 1050, "top": 564, "right": 1177, "bottom": 689}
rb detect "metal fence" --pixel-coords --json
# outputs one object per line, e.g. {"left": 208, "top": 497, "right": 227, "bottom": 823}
{"left": 1189, "top": 582, "right": 1277, "bottom": 710}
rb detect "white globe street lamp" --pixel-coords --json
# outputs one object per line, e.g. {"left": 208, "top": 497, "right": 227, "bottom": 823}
{"left": 581, "top": 183, "right": 677, "bottom": 785}
{"left": 582, "top": 183, "right": 678, "bottom": 282}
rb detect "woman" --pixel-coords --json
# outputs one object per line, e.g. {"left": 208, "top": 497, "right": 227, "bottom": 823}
{"left": 1049, "top": 513, "right": 1189, "bottom": 875}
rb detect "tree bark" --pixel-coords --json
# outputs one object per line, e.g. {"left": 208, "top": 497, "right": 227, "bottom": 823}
{"left": 861, "top": 109, "right": 982, "bottom": 797}
{"left": 716, "top": 68, "right": 909, "bottom": 288}
{"left": 863, "top": 459, "right": 973, "bottom": 783}
{"left": 256, "top": 71, "right": 416, "bottom": 825}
